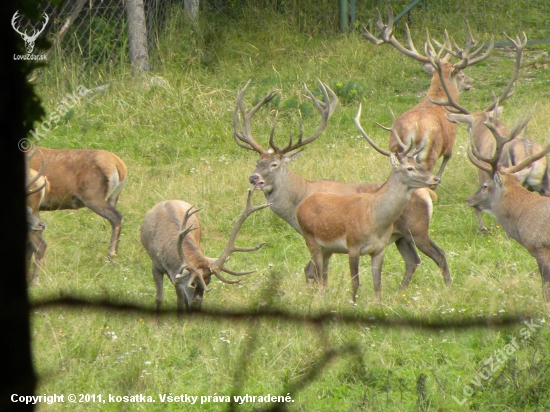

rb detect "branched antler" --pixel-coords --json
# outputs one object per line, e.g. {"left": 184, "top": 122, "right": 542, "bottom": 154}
{"left": 209, "top": 190, "right": 270, "bottom": 283}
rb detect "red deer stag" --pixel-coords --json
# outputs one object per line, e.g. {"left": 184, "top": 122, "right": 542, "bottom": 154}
{"left": 28, "top": 146, "right": 127, "bottom": 259}
{"left": 296, "top": 104, "right": 440, "bottom": 302}
{"left": 361, "top": 8, "right": 494, "bottom": 177}
{"left": 25, "top": 147, "right": 48, "bottom": 282}
{"left": 437, "top": 33, "right": 550, "bottom": 231}
{"left": 466, "top": 107, "right": 550, "bottom": 302}
{"left": 141, "top": 190, "right": 269, "bottom": 313}
{"left": 235, "top": 80, "right": 451, "bottom": 290}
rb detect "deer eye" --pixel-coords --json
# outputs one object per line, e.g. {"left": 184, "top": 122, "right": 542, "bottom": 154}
{"left": 407, "top": 166, "right": 414, "bottom": 172}
{"left": 270, "top": 162, "right": 279, "bottom": 169}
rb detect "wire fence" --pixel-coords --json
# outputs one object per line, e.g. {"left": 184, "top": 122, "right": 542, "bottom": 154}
{"left": 14, "top": 1, "right": 550, "bottom": 85}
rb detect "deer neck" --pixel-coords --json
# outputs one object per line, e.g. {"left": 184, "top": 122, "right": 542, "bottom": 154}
{"left": 181, "top": 238, "right": 210, "bottom": 273}
{"left": 492, "top": 177, "right": 532, "bottom": 237}
{"left": 426, "top": 74, "right": 459, "bottom": 104}
{"left": 370, "top": 171, "right": 416, "bottom": 229}
{"left": 261, "top": 167, "right": 309, "bottom": 233}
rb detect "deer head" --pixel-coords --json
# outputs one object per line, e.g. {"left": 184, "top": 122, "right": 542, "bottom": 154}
{"left": 362, "top": 8, "right": 493, "bottom": 98}
{"left": 232, "top": 79, "right": 338, "bottom": 194}
{"left": 171, "top": 190, "right": 269, "bottom": 310}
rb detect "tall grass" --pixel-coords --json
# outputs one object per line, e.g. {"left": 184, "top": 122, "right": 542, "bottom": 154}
{"left": 30, "top": 4, "right": 550, "bottom": 411}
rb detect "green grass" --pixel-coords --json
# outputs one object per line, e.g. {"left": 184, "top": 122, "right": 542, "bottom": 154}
{"left": 28, "top": 7, "right": 550, "bottom": 411}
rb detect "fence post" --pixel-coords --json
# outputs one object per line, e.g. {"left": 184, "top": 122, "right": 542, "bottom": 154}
{"left": 339, "top": 0, "right": 349, "bottom": 32}
{"left": 125, "top": 0, "right": 149, "bottom": 76}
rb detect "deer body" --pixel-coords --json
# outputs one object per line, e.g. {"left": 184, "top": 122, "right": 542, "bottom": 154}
{"left": 390, "top": 63, "right": 464, "bottom": 175}
{"left": 297, "top": 153, "right": 440, "bottom": 302}
{"left": 483, "top": 172, "right": 550, "bottom": 301}
{"left": 452, "top": 112, "right": 550, "bottom": 231}
{"left": 29, "top": 146, "right": 127, "bottom": 258}
{"left": 141, "top": 191, "right": 268, "bottom": 314}
{"left": 463, "top": 83, "right": 550, "bottom": 301}
{"left": 141, "top": 200, "right": 210, "bottom": 312}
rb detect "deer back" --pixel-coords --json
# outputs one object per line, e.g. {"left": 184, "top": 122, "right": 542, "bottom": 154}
{"left": 29, "top": 147, "right": 127, "bottom": 210}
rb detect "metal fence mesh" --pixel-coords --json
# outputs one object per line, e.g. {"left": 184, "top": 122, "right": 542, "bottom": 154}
{"left": 15, "top": 1, "right": 550, "bottom": 84}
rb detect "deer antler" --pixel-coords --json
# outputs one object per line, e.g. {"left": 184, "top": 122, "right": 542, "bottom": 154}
{"left": 444, "top": 20, "right": 494, "bottom": 71}
{"left": 361, "top": 8, "right": 430, "bottom": 64}
{"left": 468, "top": 102, "right": 536, "bottom": 175}
{"left": 425, "top": 34, "right": 472, "bottom": 115}
{"left": 484, "top": 32, "right": 527, "bottom": 111}
{"left": 175, "top": 205, "right": 202, "bottom": 263}
{"left": 269, "top": 80, "right": 338, "bottom": 154}
{"left": 233, "top": 80, "right": 278, "bottom": 154}
{"left": 355, "top": 104, "right": 413, "bottom": 157}
{"left": 210, "top": 189, "right": 270, "bottom": 283}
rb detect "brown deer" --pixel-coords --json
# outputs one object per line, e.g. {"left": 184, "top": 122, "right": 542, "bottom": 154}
{"left": 361, "top": 8, "right": 493, "bottom": 177}
{"left": 439, "top": 33, "right": 550, "bottom": 231}
{"left": 466, "top": 107, "right": 550, "bottom": 302}
{"left": 25, "top": 147, "right": 48, "bottom": 282}
{"left": 296, "top": 104, "right": 440, "bottom": 302}
{"left": 29, "top": 146, "right": 127, "bottom": 258}
{"left": 140, "top": 190, "right": 269, "bottom": 313}
{"left": 235, "top": 80, "right": 451, "bottom": 290}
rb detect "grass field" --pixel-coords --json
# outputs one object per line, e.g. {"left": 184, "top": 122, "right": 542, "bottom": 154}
{"left": 28, "top": 7, "right": 550, "bottom": 411}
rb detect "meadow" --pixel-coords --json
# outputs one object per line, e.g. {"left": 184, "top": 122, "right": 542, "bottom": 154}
{"left": 28, "top": 5, "right": 550, "bottom": 411}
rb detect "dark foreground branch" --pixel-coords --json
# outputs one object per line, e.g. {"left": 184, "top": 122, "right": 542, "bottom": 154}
{"left": 32, "top": 296, "right": 538, "bottom": 330}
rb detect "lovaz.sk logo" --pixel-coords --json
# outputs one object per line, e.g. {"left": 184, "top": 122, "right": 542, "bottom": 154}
{"left": 12, "top": 10, "right": 48, "bottom": 60}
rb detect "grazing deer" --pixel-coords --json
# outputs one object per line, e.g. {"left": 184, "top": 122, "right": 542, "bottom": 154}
{"left": 235, "top": 80, "right": 451, "bottom": 289}
{"left": 439, "top": 33, "right": 550, "bottom": 231}
{"left": 140, "top": 190, "right": 269, "bottom": 313}
{"left": 466, "top": 106, "right": 550, "bottom": 302}
{"left": 296, "top": 104, "right": 440, "bottom": 302}
{"left": 28, "top": 146, "right": 127, "bottom": 259}
{"left": 25, "top": 147, "right": 48, "bottom": 282}
{"left": 361, "top": 8, "right": 493, "bottom": 177}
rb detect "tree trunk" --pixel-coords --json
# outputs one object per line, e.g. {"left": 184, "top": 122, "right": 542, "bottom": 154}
{"left": 184, "top": 0, "right": 199, "bottom": 22}
{"left": 1, "top": 1, "right": 39, "bottom": 410}
{"left": 125, "top": 0, "right": 150, "bottom": 76}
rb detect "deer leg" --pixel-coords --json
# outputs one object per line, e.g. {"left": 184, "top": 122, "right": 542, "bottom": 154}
{"left": 30, "top": 234, "right": 47, "bottom": 284}
{"left": 304, "top": 236, "right": 324, "bottom": 284}
{"left": 174, "top": 282, "right": 188, "bottom": 317}
{"left": 152, "top": 266, "right": 164, "bottom": 314}
{"left": 371, "top": 251, "right": 385, "bottom": 302}
{"left": 395, "top": 237, "right": 421, "bottom": 289}
{"left": 321, "top": 250, "right": 332, "bottom": 287}
{"left": 304, "top": 260, "right": 316, "bottom": 284}
{"left": 435, "top": 153, "right": 452, "bottom": 178}
{"left": 84, "top": 201, "right": 123, "bottom": 259}
{"left": 473, "top": 207, "right": 489, "bottom": 233}
{"left": 536, "top": 257, "right": 550, "bottom": 303}
{"left": 348, "top": 251, "right": 360, "bottom": 303}
{"left": 414, "top": 236, "right": 452, "bottom": 286}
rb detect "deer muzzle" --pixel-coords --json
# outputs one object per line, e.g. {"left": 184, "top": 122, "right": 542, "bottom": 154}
{"left": 249, "top": 173, "right": 265, "bottom": 190}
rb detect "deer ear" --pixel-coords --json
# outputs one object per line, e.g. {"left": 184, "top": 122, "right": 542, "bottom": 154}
{"left": 513, "top": 168, "right": 531, "bottom": 184}
{"left": 494, "top": 172, "right": 504, "bottom": 187}
{"left": 283, "top": 150, "right": 303, "bottom": 164}
{"left": 446, "top": 113, "right": 472, "bottom": 126}
{"left": 389, "top": 152, "right": 400, "bottom": 169}
{"left": 487, "top": 106, "right": 504, "bottom": 118}
{"left": 423, "top": 64, "right": 434, "bottom": 75}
